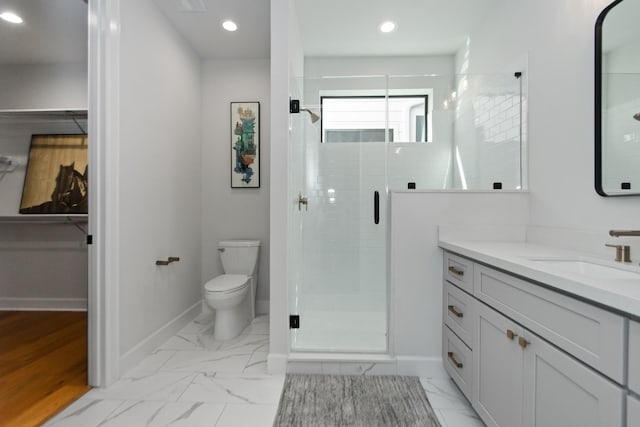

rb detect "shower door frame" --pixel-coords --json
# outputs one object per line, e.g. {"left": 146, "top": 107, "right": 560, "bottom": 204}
{"left": 288, "top": 76, "right": 391, "bottom": 354}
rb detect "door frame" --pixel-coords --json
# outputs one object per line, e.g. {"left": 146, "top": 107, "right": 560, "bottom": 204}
{"left": 87, "top": 0, "right": 120, "bottom": 387}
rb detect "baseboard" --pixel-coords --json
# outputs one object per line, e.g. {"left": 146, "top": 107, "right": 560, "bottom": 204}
{"left": 0, "top": 297, "right": 87, "bottom": 311}
{"left": 119, "top": 301, "right": 202, "bottom": 376}
{"left": 256, "top": 299, "right": 269, "bottom": 315}
{"left": 396, "top": 356, "right": 447, "bottom": 379}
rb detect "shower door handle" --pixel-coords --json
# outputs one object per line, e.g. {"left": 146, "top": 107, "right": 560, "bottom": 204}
{"left": 298, "top": 193, "right": 308, "bottom": 211}
{"left": 374, "top": 191, "right": 380, "bottom": 224}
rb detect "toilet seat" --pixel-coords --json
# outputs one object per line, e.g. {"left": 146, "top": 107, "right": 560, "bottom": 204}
{"left": 205, "top": 274, "right": 249, "bottom": 294}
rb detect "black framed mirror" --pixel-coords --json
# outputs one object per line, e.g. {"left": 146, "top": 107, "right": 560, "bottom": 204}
{"left": 595, "top": 0, "right": 640, "bottom": 196}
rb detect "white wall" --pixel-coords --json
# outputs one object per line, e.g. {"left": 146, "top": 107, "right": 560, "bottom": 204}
{"left": 391, "top": 191, "right": 529, "bottom": 373}
{"left": 0, "top": 63, "right": 88, "bottom": 310}
{"left": 116, "top": 0, "right": 202, "bottom": 371}
{"left": 464, "top": 0, "right": 640, "bottom": 234}
{"left": 201, "top": 59, "right": 271, "bottom": 313}
{"left": 0, "top": 63, "right": 87, "bottom": 110}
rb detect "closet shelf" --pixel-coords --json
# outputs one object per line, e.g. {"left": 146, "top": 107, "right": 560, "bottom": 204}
{"left": 0, "top": 215, "right": 88, "bottom": 224}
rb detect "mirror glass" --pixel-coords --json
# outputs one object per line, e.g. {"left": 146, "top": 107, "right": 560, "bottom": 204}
{"left": 596, "top": 0, "right": 640, "bottom": 196}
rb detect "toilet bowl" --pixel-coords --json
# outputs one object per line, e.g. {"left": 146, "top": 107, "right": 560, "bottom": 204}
{"left": 204, "top": 240, "right": 260, "bottom": 340}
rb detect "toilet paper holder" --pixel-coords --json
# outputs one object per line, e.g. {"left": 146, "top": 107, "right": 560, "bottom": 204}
{"left": 156, "top": 256, "right": 180, "bottom": 266}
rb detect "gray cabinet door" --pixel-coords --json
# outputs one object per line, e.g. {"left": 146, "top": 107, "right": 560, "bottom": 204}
{"left": 629, "top": 320, "right": 640, "bottom": 394}
{"left": 474, "top": 302, "right": 524, "bottom": 427}
{"left": 522, "top": 331, "right": 624, "bottom": 427}
{"left": 628, "top": 394, "right": 640, "bottom": 427}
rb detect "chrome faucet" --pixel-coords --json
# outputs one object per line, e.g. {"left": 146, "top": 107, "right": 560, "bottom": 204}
{"left": 605, "top": 244, "right": 631, "bottom": 262}
{"left": 609, "top": 230, "right": 640, "bottom": 237}
{"left": 607, "top": 230, "right": 640, "bottom": 262}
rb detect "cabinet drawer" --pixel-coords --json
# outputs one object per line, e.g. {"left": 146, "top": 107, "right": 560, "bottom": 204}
{"left": 630, "top": 320, "right": 640, "bottom": 393}
{"left": 474, "top": 264, "right": 626, "bottom": 384}
{"left": 443, "top": 325, "right": 473, "bottom": 401}
{"left": 444, "top": 252, "right": 474, "bottom": 293}
{"left": 444, "top": 280, "right": 475, "bottom": 347}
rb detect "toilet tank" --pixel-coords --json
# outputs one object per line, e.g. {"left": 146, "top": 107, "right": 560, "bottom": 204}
{"left": 218, "top": 240, "right": 260, "bottom": 275}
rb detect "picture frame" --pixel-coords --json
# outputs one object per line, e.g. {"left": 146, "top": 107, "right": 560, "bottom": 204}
{"left": 19, "top": 134, "right": 88, "bottom": 214}
{"left": 230, "top": 102, "right": 260, "bottom": 188}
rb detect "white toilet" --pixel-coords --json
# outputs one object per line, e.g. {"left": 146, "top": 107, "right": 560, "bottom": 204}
{"left": 204, "top": 240, "right": 260, "bottom": 340}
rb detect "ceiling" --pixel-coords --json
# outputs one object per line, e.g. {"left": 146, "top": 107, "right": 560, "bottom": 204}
{"left": 0, "top": 0, "right": 87, "bottom": 65}
{"left": 153, "top": 0, "right": 270, "bottom": 59}
{"left": 0, "top": 0, "right": 502, "bottom": 64}
{"left": 157, "top": 0, "right": 501, "bottom": 59}
{"left": 295, "top": 0, "right": 502, "bottom": 57}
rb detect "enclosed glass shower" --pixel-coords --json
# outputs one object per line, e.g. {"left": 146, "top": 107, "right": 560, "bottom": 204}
{"left": 288, "top": 72, "right": 525, "bottom": 354}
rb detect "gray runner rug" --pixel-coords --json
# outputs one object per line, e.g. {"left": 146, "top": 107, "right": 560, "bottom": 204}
{"left": 273, "top": 374, "right": 441, "bottom": 427}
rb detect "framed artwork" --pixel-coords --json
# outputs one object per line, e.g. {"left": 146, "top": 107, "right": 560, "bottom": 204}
{"left": 19, "top": 134, "right": 88, "bottom": 214}
{"left": 230, "top": 102, "right": 260, "bottom": 188}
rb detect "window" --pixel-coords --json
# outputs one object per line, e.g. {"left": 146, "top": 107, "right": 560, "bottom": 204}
{"left": 320, "top": 95, "right": 428, "bottom": 143}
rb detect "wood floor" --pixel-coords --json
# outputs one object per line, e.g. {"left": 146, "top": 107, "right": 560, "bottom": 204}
{"left": 0, "top": 311, "right": 90, "bottom": 427}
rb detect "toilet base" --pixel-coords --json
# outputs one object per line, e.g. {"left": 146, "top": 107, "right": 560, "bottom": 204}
{"left": 213, "top": 301, "right": 251, "bottom": 341}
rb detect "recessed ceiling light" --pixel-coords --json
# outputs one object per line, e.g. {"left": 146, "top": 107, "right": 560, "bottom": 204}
{"left": 0, "top": 12, "right": 23, "bottom": 24}
{"left": 379, "top": 21, "right": 396, "bottom": 33}
{"left": 222, "top": 20, "right": 237, "bottom": 32}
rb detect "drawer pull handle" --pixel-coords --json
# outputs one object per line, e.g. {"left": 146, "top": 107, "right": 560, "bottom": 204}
{"left": 448, "top": 266, "right": 464, "bottom": 276}
{"left": 506, "top": 329, "right": 517, "bottom": 340}
{"left": 448, "top": 305, "right": 463, "bottom": 318}
{"left": 447, "top": 352, "right": 463, "bottom": 368}
{"left": 518, "top": 337, "right": 529, "bottom": 349}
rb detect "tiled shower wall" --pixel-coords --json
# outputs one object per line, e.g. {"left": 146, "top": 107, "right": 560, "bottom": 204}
{"left": 453, "top": 73, "right": 525, "bottom": 190}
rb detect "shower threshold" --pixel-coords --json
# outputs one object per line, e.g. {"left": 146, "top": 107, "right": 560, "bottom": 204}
{"left": 286, "top": 352, "right": 398, "bottom": 376}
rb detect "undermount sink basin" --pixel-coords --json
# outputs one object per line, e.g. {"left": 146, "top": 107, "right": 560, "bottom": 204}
{"left": 527, "top": 258, "right": 640, "bottom": 280}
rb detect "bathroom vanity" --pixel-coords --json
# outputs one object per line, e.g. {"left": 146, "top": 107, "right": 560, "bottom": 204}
{"left": 439, "top": 240, "right": 640, "bottom": 427}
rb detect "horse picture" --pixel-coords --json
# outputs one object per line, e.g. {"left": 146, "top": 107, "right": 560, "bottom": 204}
{"left": 20, "top": 134, "right": 88, "bottom": 214}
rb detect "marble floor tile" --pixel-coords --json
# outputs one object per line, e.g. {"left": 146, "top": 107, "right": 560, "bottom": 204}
{"left": 123, "top": 349, "right": 176, "bottom": 375}
{"left": 48, "top": 311, "right": 485, "bottom": 427}
{"left": 85, "top": 371, "right": 197, "bottom": 401}
{"left": 217, "top": 333, "right": 269, "bottom": 354}
{"left": 178, "top": 373, "right": 285, "bottom": 404}
{"left": 215, "top": 403, "right": 278, "bottom": 427}
{"left": 243, "top": 351, "right": 268, "bottom": 374}
{"left": 44, "top": 399, "right": 122, "bottom": 427}
{"left": 241, "top": 315, "right": 270, "bottom": 335}
{"left": 420, "top": 377, "right": 476, "bottom": 413}
{"left": 161, "top": 350, "right": 252, "bottom": 373}
{"left": 177, "top": 312, "right": 216, "bottom": 335}
{"left": 158, "top": 333, "right": 223, "bottom": 351}
{"left": 92, "top": 400, "right": 225, "bottom": 427}
{"left": 437, "top": 407, "right": 486, "bottom": 427}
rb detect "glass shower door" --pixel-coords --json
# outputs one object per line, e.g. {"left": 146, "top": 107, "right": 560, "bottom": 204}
{"left": 289, "top": 76, "right": 388, "bottom": 353}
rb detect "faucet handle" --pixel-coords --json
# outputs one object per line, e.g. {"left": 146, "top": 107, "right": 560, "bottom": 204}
{"left": 606, "top": 244, "right": 631, "bottom": 262}
{"left": 622, "top": 245, "right": 631, "bottom": 263}
{"left": 605, "top": 243, "right": 623, "bottom": 262}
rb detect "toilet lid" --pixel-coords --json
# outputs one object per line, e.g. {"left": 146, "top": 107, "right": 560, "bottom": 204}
{"left": 205, "top": 274, "right": 249, "bottom": 293}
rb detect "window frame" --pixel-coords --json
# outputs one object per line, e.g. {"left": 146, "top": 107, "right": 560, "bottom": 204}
{"left": 319, "top": 94, "right": 429, "bottom": 143}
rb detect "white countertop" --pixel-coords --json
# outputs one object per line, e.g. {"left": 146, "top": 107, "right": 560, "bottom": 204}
{"left": 439, "top": 240, "right": 640, "bottom": 317}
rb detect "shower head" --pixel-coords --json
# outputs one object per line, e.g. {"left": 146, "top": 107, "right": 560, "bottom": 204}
{"left": 301, "top": 108, "right": 320, "bottom": 123}
{"left": 634, "top": 112, "right": 640, "bottom": 121}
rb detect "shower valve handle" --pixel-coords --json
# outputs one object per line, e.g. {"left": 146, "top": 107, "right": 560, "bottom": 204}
{"left": 298, "top": 193, "right": 308, "bottom": 211}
